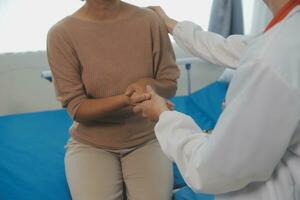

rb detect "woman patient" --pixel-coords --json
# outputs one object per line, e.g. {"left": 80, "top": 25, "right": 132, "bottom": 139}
{"left": 47, "top": 0, "right": 179, "bottom": 199}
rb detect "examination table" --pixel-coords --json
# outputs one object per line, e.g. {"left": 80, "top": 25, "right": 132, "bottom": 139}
{"left": 0, "top": 81, "right": 228, "bottom": 200}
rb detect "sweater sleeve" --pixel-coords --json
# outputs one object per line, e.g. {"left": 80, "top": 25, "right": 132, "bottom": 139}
{"left": 150, "top": 13, "right": 180, "bottom": 86}
{"left": 47, "top": 25, "right": 88, "bottom": 119}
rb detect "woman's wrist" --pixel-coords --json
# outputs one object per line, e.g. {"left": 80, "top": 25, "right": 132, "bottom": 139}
{"left": 121, "top": 94, "right": 131, "bottom": 106}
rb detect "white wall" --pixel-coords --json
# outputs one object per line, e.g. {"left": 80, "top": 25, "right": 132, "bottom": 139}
{"left": 0, "top": 51, "right": 61, "bottom": 115}
{"left": 0, "top": 44, "right": 224, "bottom": 116}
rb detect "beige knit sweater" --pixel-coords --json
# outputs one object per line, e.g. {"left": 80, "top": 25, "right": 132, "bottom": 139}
{"left": 47, "top": 4, "right": 179, "bottom": 149}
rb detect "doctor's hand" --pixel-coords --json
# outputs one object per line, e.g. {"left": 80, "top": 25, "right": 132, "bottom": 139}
{"left": 126, "top": 92, "right": 151, "bottom": 106}
{"left": 148, "top": 6, "right": 178, "bottom": 34}
{"left": 125, "top": 78, "right": 154, "bottom": 97}
{"left": 133, "top": 85, "right": 172, "bottom": 121}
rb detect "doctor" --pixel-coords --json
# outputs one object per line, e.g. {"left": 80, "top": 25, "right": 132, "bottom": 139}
{"left": 133, "top": 0, "right": 300, "bottom": 199}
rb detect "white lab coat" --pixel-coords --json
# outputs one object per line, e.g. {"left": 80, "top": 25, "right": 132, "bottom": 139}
{"left": 155, "top": 6, "right": 300, "bottom": 200}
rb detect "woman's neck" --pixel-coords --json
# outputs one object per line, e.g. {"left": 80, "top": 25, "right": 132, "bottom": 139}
{"left": 266, "top": 0, "right": 290, "bottom": 15}
{"left": 75, "top": 0, "right": 123, "bottom": 21}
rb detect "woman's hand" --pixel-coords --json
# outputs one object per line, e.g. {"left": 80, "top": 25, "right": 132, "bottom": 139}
{"left": 133, "top": 85, "right": 171, "bottom": 121}
{"left": 148, "top": 6, "right": 178, "bottom": 34}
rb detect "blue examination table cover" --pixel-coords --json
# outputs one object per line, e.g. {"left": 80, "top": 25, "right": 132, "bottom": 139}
{"left": 0, "top": 81, "right": 228, "bottom": 200}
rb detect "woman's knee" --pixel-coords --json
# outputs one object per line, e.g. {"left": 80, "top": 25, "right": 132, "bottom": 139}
{"left": 64, "top": 139, "right": 124, "bottom": 200}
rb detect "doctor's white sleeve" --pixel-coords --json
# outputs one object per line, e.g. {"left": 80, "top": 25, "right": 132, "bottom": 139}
{"left": 172, "top": 21, "right": 253, "bottom": 69}
{"left": 154, "top": 61, "right": 300, "bottom": 194}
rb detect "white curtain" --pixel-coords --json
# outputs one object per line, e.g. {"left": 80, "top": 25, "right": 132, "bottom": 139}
{"left": 0, "top": 0, "right": 83, "bottom": 54}
{"left": 209, "top": 0, "right": 244, "bottom": 37}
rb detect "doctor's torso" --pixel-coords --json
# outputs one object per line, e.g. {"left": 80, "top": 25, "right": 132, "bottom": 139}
{"left": 217, "top": 6, "right": 300, "bottom": 200}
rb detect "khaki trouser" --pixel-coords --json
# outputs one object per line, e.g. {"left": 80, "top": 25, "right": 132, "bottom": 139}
{"left": 65, "top": 137, "right": 173, "bottom": 200}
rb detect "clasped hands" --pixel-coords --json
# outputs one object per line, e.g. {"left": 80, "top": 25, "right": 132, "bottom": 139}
{"left": 124, "top": 79, "right": 174, "bottom": 121}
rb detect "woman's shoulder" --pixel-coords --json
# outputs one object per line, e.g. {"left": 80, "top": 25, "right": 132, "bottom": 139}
{"left": 48, "top": 16, "right": 73, "bottom": 38}
{"left": 124, "top": 2, "right": 161, "bottom": 23}
{"left": 47, "top": 16, "right": 74, "bottom": 45}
